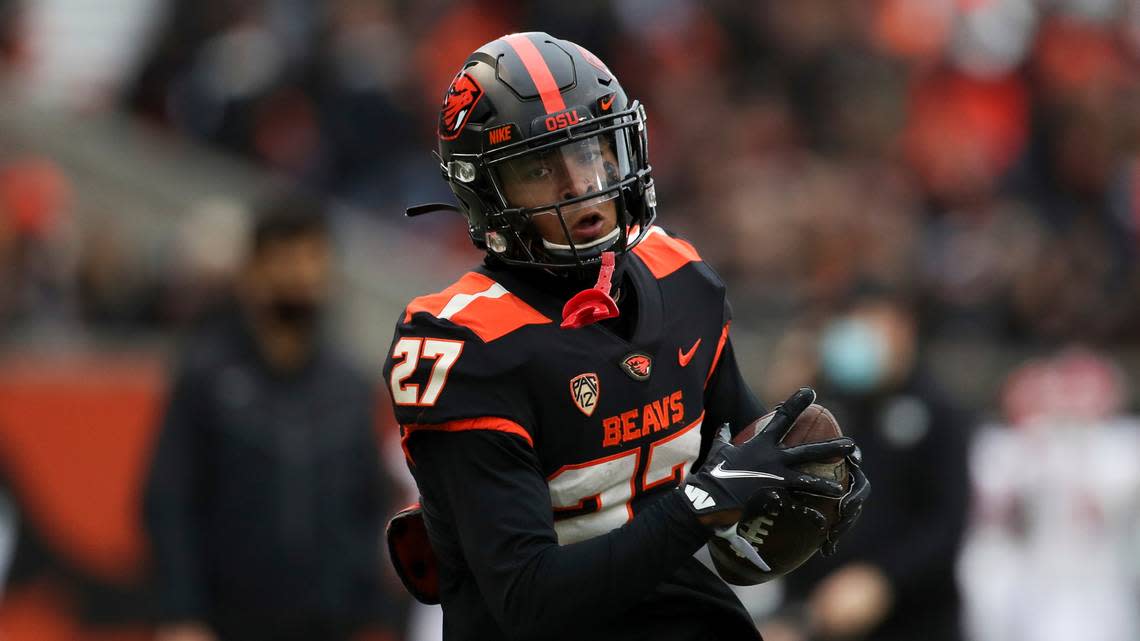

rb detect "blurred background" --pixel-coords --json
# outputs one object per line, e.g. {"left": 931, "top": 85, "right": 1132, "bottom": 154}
{"left": 0, "top": 0, "right": 1138, "bottom": 640}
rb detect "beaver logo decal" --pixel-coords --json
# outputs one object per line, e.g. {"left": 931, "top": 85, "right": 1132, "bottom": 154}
{"left": 620, "top": 353, "right": 652, "bottom": 381}
{"left": 439, "top": 71, "right": 483, "bottom": 141}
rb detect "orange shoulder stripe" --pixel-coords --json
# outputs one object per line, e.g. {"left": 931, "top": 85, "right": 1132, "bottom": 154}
{"left": 631, "top": 227, "right": 702, "bottom": 279}
{"left": 401, "top": 416, "right": 534, "bottom": 463}
{"left": 404, "top": 272, "right": 497, "bottom": 320}
{"left": 404, "top": 272, "right": 551, "bottom": 342}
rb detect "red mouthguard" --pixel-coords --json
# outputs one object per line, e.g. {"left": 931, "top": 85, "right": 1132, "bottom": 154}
{"left": 561, "top": 251, "right": 620, "bottom": 329}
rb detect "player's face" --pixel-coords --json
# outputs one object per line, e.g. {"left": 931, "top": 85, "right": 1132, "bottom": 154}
{"left": 497, "top": 134, "right": 621, "bottom": 249}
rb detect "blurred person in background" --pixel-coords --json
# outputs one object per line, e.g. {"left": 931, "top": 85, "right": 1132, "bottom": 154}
{"left": 961, "top": 349, "right": 1140, "bottom": 641}
{"left": 143, "top": 194, "right": 395, "bottom": 641}
{"left": 761, "top": 290, "right": 971, "bottom": 641}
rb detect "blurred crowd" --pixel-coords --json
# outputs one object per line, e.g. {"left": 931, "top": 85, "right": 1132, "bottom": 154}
{"left": 106, "top": 0, "right": 1140, "bottom": 347}
{"left": 0, "top": 0, "right": 1135, "bottom": 349}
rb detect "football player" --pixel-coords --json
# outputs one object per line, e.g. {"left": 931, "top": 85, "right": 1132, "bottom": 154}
{"left": 383, "top": 33, "right": 868, "bottom": 640}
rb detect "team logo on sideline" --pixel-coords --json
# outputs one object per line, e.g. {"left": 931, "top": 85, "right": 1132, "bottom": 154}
{"left": 439, "top": 71, "right": 484, "bottom": 140}
{"left": 620, "top": 353, "right": 652, "bottom": 381}
{"left": 570, "top": 373, "right": 600, "bottom": 416}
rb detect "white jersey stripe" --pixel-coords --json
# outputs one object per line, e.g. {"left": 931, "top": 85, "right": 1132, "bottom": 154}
{"left": 438, "top": 282, "right": 509, "bottom": 320}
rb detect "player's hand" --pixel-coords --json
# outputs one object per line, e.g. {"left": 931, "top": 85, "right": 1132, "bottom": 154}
{"left": 681, "top": 388, "right": 854, "bottom": 527}
{"left": 821, "top": 446, "right": 870, "bottom": 556}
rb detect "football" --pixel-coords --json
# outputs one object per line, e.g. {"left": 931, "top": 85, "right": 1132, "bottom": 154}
{"left": 708, "top": 403, "right": 848, "bottom": 585}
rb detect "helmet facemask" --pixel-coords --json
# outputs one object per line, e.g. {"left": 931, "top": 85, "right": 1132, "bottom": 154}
{"left": 446, "top": 102, "right": 656, "bottom": 274}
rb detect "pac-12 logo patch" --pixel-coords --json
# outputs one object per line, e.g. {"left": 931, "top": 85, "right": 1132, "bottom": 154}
{"left": 570, "top": 373, "right": 600, "bottom": 416}
{"left": 439, "top": 70, "right": 483, "bottom": 140}
{"left": 621, "top": 353, "right": 652, "bottom": 381}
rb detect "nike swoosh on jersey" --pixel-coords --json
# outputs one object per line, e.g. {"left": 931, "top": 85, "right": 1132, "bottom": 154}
{"left": 678, "top": 338, "right": 701, "bottom": 367}
{"left": 709, "top": 461, "right": 784, "bottom": 481}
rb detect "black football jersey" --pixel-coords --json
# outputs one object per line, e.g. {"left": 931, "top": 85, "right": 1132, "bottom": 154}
{"left": 384, "top": 227, "right": 765, "bottom": 640}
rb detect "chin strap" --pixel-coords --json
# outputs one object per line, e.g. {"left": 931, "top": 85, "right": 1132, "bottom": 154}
{"left": 561, "top": 251, "right": 620, "bottom": 329}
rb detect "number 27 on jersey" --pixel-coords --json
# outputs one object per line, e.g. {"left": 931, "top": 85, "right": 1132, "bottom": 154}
{"left": 389, "top": 337, "right": 464, "bottom": 407}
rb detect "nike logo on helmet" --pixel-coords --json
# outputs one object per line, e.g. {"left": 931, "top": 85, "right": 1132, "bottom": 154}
{"left": 599, "top": 94, "right": 616, "bottom": 111}
{"left": 678, "top": 338, "right": 701, "bottom": 367}
{"left": 709, "top": 461, "right": 784, "bottom": 481}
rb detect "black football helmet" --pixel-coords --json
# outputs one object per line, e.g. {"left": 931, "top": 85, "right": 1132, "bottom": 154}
{"left": 411, "top": 32, "right": 656, "bottom": 272}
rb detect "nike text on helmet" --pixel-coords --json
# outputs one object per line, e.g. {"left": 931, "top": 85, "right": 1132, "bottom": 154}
{"left": 423, "top": 32, "right": 657, "bottom": 271}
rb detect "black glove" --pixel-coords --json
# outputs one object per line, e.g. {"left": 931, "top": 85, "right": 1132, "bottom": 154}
{"left": 682, "top": 388, "right": 855, "bottom": 521}
{"left": 820, "top": 446, "right": 870, "bottom": 556}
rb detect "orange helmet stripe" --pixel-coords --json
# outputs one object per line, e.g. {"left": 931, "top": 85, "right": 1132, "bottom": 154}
{"left": 502, "top": 33, "right": 567, "bottom": 115}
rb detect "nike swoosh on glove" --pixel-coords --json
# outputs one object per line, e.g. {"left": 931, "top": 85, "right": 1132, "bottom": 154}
{"left": 681, "top": 388, "right": 855, "bottom": 523}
